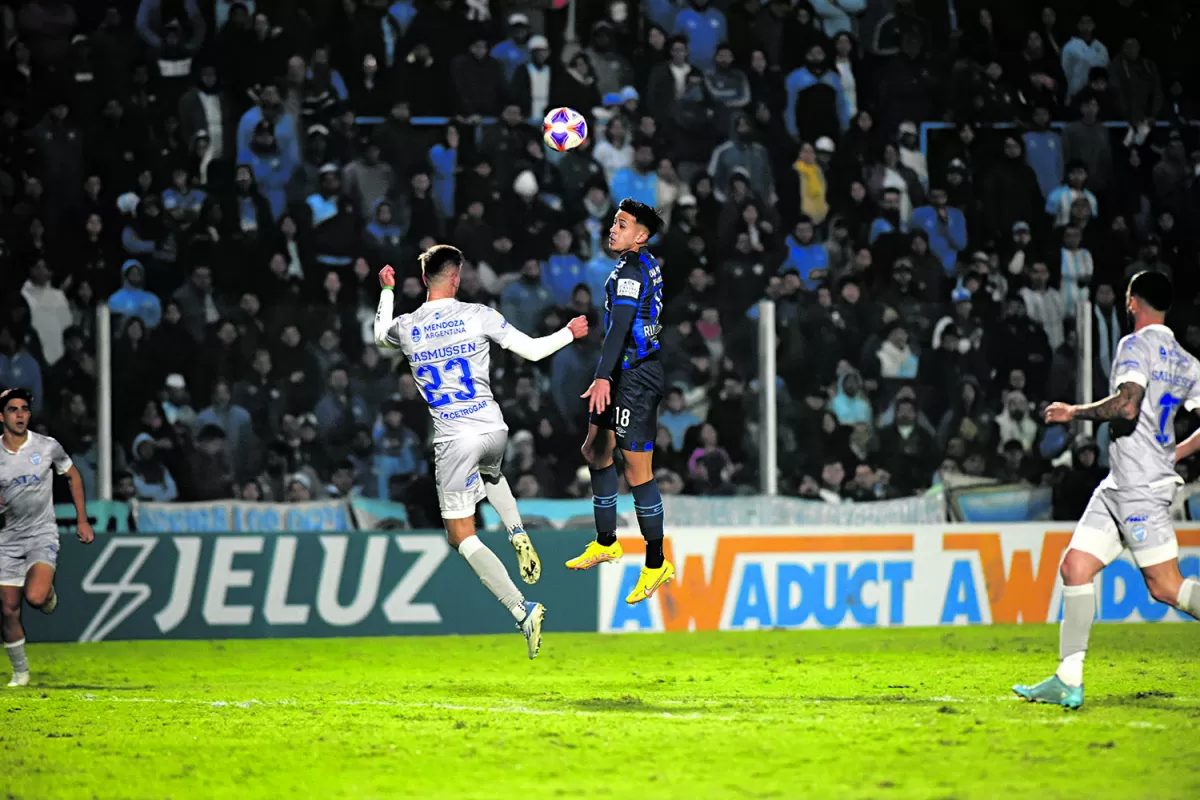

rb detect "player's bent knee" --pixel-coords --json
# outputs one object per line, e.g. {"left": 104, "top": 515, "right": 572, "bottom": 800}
{"left": 1060, "top": 549, "right": 1102, "bottom": 586}
{"left": 0, "top": 598, "right": 20, "bottom": 618}
{"left": 24, "top": 586, "right": 49, "bottom": 608}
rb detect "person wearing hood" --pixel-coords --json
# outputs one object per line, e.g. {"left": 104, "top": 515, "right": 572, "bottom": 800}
{"left": 707, "top": 113, "right": 772, "bottom": 204}
{"left": 784, "top": 40, "right": 851, "bottom": 144}
{"left": 1051, "top": 436, "right": 1104, "bottom": 521}
{"left": 828, "top": 368, "right": 872, "bottom": 428}
{"left": 994, "top": 390, "right": 1038, "bottom": 454}
{"left": 108, "top": 259, "right": 162, "bottom": 332}
{"left": 129, "top": 432, "right": 178, "bottom": 502}
{"left": 982, "top": 136, "right": 1045, "bottom": 244}
{"left": 344, "top": 134, "right": 397, "bottom": 224}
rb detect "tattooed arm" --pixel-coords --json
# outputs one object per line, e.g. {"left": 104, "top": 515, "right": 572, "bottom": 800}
{"left": 1043, "top": 382, "right": 1144, "bottom": 424}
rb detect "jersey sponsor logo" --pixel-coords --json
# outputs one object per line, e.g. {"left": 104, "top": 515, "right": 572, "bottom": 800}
{"left": 0, "top": 474, "right": 42, "bottom": 488}
{"left": 465, "top": 473, "right": 479, "bottom": 489}
{"left": 1150, "top": 371, "right": 1196, "bottom": 390}
{"left": 411, "top": 326, "right": 422, "bottom": 343}
{"left": 409, "top": 341, "right": 480, "bottom": 364}
{"left": 30, "top": 454, "right": 41, "bottom": 465}
{"left": 422, "top": 319, "right": 467, "bottom": 341}
{"left": 616, "top": 278, "right": 641, "bottom": 299}
{"left": 439, "top": 400, "right": 489, "bottom": 421}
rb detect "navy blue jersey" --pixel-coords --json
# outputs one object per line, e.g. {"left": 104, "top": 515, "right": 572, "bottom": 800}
{"left": 602, "top": 250, "right": 664, "bottom": 370}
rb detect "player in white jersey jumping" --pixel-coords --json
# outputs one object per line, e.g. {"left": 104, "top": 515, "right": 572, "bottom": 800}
{"left": 1014, "top": 272, "right": 1200, "bottom": 708}
{"left": 1, "top": 388, "right": 94, "bottom": 687}
{"left": 373, "top": 245, "right": 588, "bottom": 658}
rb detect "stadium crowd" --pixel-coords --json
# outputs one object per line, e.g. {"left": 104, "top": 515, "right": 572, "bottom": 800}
{"left": 2, "top": 0, "right": 1200, "bottom": 525}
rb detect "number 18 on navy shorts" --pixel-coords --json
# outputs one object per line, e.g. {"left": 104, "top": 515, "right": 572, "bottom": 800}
{"left": 589, "top": 359, "right": 665, "bottom": 453}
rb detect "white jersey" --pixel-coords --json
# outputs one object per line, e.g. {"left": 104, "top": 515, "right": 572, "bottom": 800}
{"left": 380, "top": 298, "right": 515, "bottom": 443}
{"left": 1107, "top": 324, "right": 1200, "bottom": 489}
{"left": 0, "top": 431, "right": 72, "bottom": 541}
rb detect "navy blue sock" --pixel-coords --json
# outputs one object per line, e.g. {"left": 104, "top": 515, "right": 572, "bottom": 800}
{"left": 631, "top": 479, "right": 665, "bottom": 569}
{"left": 590, "top": 465, "right": 618, "bottom": 546}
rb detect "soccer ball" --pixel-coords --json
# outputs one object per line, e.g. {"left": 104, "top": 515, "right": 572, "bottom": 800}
{"left": 543, "top": 107, "right": 588, "bottom": 152}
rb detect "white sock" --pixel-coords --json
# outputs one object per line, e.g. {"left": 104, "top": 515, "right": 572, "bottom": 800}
{"left": 1177, "top": 578, "right": 1200, "bottom": 619}
{"left": 1056, "top": 583, "right": 1095, "bottom": 687}
{"left": 1056, "top": 651, "right": 1085, "bottom": 687}
{"left": 483, "top": 474, "right": 524, "bottom": 536}
{"left": 4, "top": 638, "right": 28, "bottom": 674}
{"left": 458, "top": 535, "right": 526, "bottom": 621}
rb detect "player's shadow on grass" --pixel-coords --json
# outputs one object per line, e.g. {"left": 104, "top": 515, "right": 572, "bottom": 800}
{"left": 570, "top": 696, "right": 711, "bottom": 715}
{"left": 1088, "top": 691, "right": 1194, "bottom": 712}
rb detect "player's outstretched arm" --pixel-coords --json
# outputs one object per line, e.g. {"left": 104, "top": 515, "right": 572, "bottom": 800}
{"left": 1044, "top": 382, "right": 1144, "bottom": 424}
{"left": 64, "top": 465, "right": 94, "bottom": 544}
{"left": 373, "top": 265, "right": 400, "bottom": 350}
{"left": 499, "top": 316, "right": 588, "bottom": 361}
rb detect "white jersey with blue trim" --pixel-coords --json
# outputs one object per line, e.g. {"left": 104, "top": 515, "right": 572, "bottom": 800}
{"left": 1107, "top": 324, "right": 1200, "bottom": 490}
{"left": 0, "top": 431, "right": 72, "bottom": 541}
{"left": 379, "top": 298, "right": 512, "bottom": 444}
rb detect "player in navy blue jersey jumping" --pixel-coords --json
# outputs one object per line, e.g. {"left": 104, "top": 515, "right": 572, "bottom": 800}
{"left": 565, "top": 198, "right": 674, "bottom": 603}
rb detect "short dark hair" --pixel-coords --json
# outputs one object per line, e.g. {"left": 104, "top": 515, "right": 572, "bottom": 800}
{"left": 617, "top": 198, "right": 664, "bottom": 237}
{"left": 0, "top": 387, "right": 33, "bottom": 410}
{"left": 668, "top": 35, "right": 688, "bottom": 49}
{"left": 1128, "top": 271, "right": 1172, "bottom": 312}
{"left": 418, "top": 244, "right": 464, "bottom": 282}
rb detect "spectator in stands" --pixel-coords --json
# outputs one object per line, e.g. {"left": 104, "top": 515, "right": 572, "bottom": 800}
{"left": 1052, "top": 436, "right": 1104, "bottom": 520}
{"left": 451, "top": 32, "right": 507, "bottom": 120}
{"left": 236, "top": 82, "right": 299, "bottom": 164}
{"left": 188, "top": 423, "right": 235, "bottom": 500}
{"left": 129, "top": 432, "right": 179, "bottom": 502}
{"left": 20, "top": 259, "right": 71, "bottom": 367}
{"left": 1045, "top": 160, "right": 1099, "bottom": 229}
{"left": 1023, "top": 104, "right": 1064, "bottom": 199}
{"left": 1061, "top": 14, "right": 1109, "bottom": 105}
{"left": 194, "top": 378, "right": 255, "bottom": 479}
{"left": 1109, "top": 35, "right": 1163, "bottom": 129}
{"left": 673, "top": 0, "right": 727, "bottom": 73}
{"left": 0, "top": 323, "right": 43, "bottom": 413}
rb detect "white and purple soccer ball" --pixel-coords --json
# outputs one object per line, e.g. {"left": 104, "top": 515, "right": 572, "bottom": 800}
{"left": 542, "top": 107, "right": 588, "bottom": 152}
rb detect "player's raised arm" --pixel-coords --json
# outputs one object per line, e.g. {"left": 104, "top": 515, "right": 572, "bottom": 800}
{"left": 481, "top": 307, "right": 588, "bottom": 361}
{"left": 374, "top": 265, "right": 401, "bottom": 349}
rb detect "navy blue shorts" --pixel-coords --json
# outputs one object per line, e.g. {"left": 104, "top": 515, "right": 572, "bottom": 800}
{"left": 589, "top": 359, "right": 665, "bottom": 452}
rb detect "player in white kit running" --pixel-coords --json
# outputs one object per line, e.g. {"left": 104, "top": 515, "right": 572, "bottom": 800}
{"left": 373, "top": 245, "right": 588, "bottom": 658}
{"left": 1, "top": 388, "right": 95, "bottom": 687}
{"left": 1014, "top": 272, "right": 1200, "bottom": 708}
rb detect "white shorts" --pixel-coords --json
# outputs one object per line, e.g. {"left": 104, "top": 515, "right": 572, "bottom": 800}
{"left": 433, "top": 430, "right": 507, "bottom": 520}
{"left": 1069, "top": 481, "right": 1179, "bottom": 568}
{"left": 0, "top": 533, "right": 60, "bottom": 587}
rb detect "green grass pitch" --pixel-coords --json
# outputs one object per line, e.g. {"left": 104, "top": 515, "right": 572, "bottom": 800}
{"left": 3, "top": 625, "right": 1198, "bottom": 799}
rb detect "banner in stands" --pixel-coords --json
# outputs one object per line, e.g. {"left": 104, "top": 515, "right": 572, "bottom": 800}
{"left": 41, "top": 531, "right": 596, "bottom": 643}
{"left": 597, "top": 526, "right": 1200, "bottom": 633}
{"left": 134, "top": 500, "right": 357, "bottom": 532}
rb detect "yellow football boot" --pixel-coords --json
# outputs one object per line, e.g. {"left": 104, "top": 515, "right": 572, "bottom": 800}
{"left": 624, "top": 561, "right": 675, "bottom": 604}
{"left": 565, "top": 540, "right": 623, "bottom": 570}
